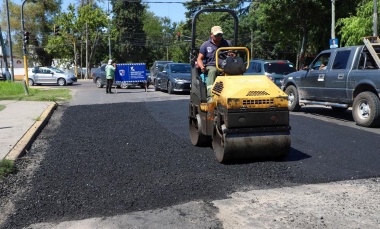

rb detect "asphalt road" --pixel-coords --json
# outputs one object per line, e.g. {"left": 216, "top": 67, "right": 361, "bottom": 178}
{"left": 1, "top": 80, "right": 380, "bottom": 229}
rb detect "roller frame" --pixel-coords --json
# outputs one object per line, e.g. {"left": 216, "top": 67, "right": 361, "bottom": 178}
{"left": 188, "top": 9, "right": 291, "bottom": 163}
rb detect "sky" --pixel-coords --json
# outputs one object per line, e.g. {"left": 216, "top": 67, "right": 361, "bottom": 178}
{"left": 9, "top": 0, "right": 187, "bottom": 23}
{"left": 62, "top": 0, "right": 188, "bottom": 23}
{"left": 143, "top": 0, "right": 187, "bottom": 22}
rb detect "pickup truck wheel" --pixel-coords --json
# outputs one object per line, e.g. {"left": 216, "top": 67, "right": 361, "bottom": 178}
{"left": 284, "top": 85, "right": 301, "bottom": 111}
{"left": 352, "top": 91, "right": 380, "bottom": 127}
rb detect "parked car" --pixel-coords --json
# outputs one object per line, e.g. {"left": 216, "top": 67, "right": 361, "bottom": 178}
{"left": 28, "top": 66, "right": 77, "bottom": 86}
{"left": 146, "top": 69, "right": 152, "bottom": 88}
{"left": 244, "top": 59, "right": 296, "bottom": 87}
{"left": 154, "top": 63, "right": 191, "bottom": 94}
{"left": 0, "top": 68, "right": 11, "bottom": 81}
{"left": 150, "top": 60, "right": 173, "bottom": 86}
{"left": 92, "top": 65, "right": 149, "bottom": 89}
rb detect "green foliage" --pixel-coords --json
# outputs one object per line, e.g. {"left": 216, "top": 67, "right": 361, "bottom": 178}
{"left": 247, "top": 0, "right": 326, "bottom": 60}
{"left": 238, "top": 0, "right": 364, "bottom": 68}
{"left": 0, "top": 81, "right": 71, "bottom": 101}
{"left": 45, "top": 3, "right": 107, "bottom": 66}
{"left": 0, "top": 0, "right": 62, "bottom": 65}
{"left": 112, "top": 0, "right": 147, "bottom": 63}
{"left": 0, "top": 160, "right": 15, "bottom": 179}
{"left": 142, "top": 12, "right": 176, "bottom": 65}
{"left": 0, "top": 0, "right": 373, "bottom": 68}
{"left": 337, "top": 1, "right": 377, "bottom": 46}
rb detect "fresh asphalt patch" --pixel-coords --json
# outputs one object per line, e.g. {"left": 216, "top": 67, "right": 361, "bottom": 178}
{"left": 1, "top": 100, "right": 380, "bottom": 228}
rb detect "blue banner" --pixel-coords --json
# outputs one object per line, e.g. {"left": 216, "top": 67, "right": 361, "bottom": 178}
{"left": 114, "top": 63, "right": 146, "bottom": 83}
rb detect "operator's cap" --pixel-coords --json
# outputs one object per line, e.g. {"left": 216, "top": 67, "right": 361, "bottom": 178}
{"left": 211, "top": 26, "right": 223, "bottom": 35}
{"left": 108, "top": 59, "right": 113, "bottom": 65}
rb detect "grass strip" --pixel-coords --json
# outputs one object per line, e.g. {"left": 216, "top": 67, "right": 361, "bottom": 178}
{"left": 0, "top": 81, "right": 71, "bottom": 101}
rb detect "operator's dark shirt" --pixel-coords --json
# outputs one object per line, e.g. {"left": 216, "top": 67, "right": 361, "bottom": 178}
{"left": 199, "top": 38, "right": 231, "bottom": 67}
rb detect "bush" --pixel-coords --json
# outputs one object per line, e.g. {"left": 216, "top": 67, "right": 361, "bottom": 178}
{"left": 0, "top": 159, "right": 15, "bottom": 179}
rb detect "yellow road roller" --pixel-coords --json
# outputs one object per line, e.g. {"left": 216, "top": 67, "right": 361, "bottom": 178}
{"left": 188, "top": 9, "right": 291, "bottom": 163}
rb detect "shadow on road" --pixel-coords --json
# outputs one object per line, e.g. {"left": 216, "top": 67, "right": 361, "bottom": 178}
{"left": 295, "top": 106, "right": 354, "bottom": 123}
{"left": 285, "top": 148, "right": 311, "bottom": 161}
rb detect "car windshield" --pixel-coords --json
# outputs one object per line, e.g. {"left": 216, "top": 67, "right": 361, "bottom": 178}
{"left": 48, "top": 67, "right": 65, "bottom": 73}
{"left": 157, "top": 63, "right": 168, "bottom": 69}
{"left": 264, "top": 62, "right": 296, "bottom": 74}
{"left": 170, "top": 64, "right": 191, "bottom": 73}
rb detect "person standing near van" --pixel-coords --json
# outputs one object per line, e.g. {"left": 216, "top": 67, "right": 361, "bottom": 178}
{"left": 106, "top": 59, "right": 116, "bottom": 94}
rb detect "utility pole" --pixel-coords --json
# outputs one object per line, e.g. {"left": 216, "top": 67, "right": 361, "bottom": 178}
{"left": 331, "top": 0, "right": 336, "bottom": 40}
{"left": 0, "top": 27, "right": 10, "bottom": 80}
{"left": 108, "top": 0, "right": 111, "bottom": 60}
{"left": 86, "top": 22, "right": 89, "bottom": 79}
{"left": 74, "top": 39, "right": 78, "bottom": 78}
{"left": 250, "top": 30, "right": 253, "bottom": 60}
{"left": 374, "top": 0, "right": 378, "bottom": 37}
{"left": 6, "top": 0, "right": 14, "bottom": 81}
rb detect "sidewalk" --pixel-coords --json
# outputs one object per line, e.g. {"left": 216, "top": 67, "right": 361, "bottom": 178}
{"left": 0, "top": 100, "right": 57, "bottom": 161}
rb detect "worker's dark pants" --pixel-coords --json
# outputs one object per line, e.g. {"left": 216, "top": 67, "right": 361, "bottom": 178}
{"left": 106, "top": 79, "right": 114, "bottom": 93}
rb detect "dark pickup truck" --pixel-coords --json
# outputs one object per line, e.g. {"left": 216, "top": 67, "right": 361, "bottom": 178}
{"left": 281, "top": 45, "right": 380, "bottom": 127}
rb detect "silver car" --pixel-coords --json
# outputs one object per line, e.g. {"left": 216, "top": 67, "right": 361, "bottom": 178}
{"left": 28, "top": 66, "right": 77, "bottom": 86}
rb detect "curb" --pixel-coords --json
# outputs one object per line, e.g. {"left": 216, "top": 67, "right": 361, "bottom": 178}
{"left": 5, "top": 102, "right": 58, "bottom": 161}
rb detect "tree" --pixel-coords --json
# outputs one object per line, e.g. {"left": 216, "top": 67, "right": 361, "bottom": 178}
{"left": 112, "top": 0, "right": 147, "bottom": 63}
{"left": 143, "top": 9, "right": 188, "bottom": 66}
{"left": 247, "top": 0, "right": 327, "bottom": 68}
{"left": 337, "top": 0, "right": 377, "bottom": 46}
{"left": 44, "top": 3, "right": 107, "bottom": 71}
{"left": 1, "top": 0, "right": 62, "bottom": 66}
{"left": 242, "top": 0, "right": 363, "bottom": 68}
{"left": 143, "top": 11, "right": 166, "bottom": 61}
